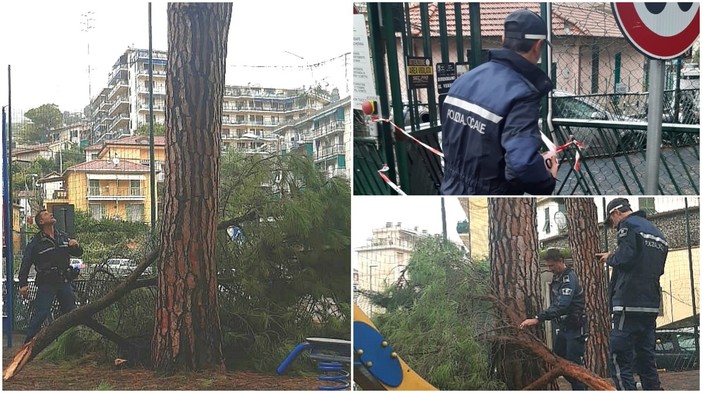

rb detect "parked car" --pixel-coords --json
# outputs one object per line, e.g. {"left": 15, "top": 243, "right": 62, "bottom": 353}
{"left": 550, "top": 90, "right": 645, "bottom": 157}
{"left": 70, "top": 258, "right": 86, "bottom": 270}
{"left": 106, "top": 258, "right": 154, "bottom": 277}
{"left": 653, "top": 328, "right": 699, "bottom": 371}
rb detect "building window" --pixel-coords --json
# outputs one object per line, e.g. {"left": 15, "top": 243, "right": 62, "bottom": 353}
{"left": 89, "top": 203, "right": 107, "bottom": 220}
{"left": 543, "top": 207, "right": 551, "bottom": 234}
{"left": 89, "top": 180, "right": 100, "bottom": 196}
{"left": 639, "top": 197, "right": 656, "bottom": 215}
{"left": 130, "top": 180, "right": 142, "bottom": 196}
{"left": 126, "top": 204, "right": 144, "bottom": 222}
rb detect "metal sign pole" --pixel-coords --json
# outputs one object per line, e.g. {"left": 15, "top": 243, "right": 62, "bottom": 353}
{"left": 4, "top": 65, "right": 13, "bottom": 348}
{"left": 644, "top": 59, "right": 665, "bottom": 194}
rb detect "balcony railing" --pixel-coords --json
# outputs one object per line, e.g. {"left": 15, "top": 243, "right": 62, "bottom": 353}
{"left": 107, "top": 81, "right": 128, "bottom": 101}
{"left": 108, "top": 97, "right": 129, "bottom": 116}
{"left": 315, "top": 144, "right": 345, "bottom": 160}
{"left": 222, "top": 105, "right": 308, "bottom": 113}
{"left": 221, "top": 118, "right": 281, "bottom": 127}
{"left": 109, "top": 114, "right": 130, "bottom": 131}
{"left": 87, "top": 187, "right": 145, "bottom": 200}
{"left": 51, "top": 189, "right": 68, "bottom": 200}
{"left": 308, "top": 120, "right": 345, "bottom": 139}
{"left": 136, "top": 69, "right": 167, "bottom": 77}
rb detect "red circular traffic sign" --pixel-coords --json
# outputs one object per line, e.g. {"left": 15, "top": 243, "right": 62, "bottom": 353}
{"left": 612, "top": 2, "right": 700, "bottom": 60}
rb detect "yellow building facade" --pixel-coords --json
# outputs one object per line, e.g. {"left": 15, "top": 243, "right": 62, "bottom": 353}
{"left": 46, "top": 159, "right": 153, "bottom": 223}
{"left": 657, "top": 248, "right": 700, "bottom": 327}
{"left": 458, "top": 198, "right": 490, "bottom": 261}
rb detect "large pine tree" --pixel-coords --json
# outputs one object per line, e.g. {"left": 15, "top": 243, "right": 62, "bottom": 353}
{"left": 153, "top": 2, "right": 232, "bottom": 374}
{"left": 565, "top": 198, "right": 609, "bottom": 377}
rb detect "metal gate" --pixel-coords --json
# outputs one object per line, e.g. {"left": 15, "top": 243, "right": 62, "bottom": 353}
{"left": 353, "top": 2, "right": 699, "bottom": 195}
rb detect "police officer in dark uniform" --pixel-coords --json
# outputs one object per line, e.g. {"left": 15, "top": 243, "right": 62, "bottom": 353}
{"left": 520, "top": 248, "right": 587, "bottom": 390}
{"left": 596, "top": 198, "right": 667, "bottom": 390}
{"left": 440, "top": 9, "right": 557, "bottom": 195}
{"left": 18, "top": 209, "right": 83, "bottom": 343}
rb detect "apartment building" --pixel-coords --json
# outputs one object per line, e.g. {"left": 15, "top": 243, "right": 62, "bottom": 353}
{"left": 275, "top": 95, "right": 351, "bottom": 178}
{"left": 354, "top": 223, "right": 429, "bottom": 316}
{"left": 85, "top": 135, "right": 166, "bottom": 174}
{"left": 44, "top": 157, "right": 154, "bottom": 223}
{"left": 88, "top": 48, "right": 337, "bottom": 153}
{"left": 91, "top": 48, "right": 168, "bottom": 143}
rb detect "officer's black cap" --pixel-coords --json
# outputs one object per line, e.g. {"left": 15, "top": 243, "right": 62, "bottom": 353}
{"left": 504, "top": 9, "right": 551, "bottom": 47}
{"left": 605, "top": 197, "right": 631, "bottom": 226}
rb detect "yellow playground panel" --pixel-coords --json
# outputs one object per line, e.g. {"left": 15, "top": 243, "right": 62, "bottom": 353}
{"left": 353, "top": 304, "right": 437, "bottom": 390}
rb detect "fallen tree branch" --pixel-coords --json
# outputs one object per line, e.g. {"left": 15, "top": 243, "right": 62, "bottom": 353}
{"left": 3, "top": 249, "right": 159, "bottom": 381}
{"left": 522, "top": 367, "right": 563, "bottom": 390}
{"left": 83, "top": 319, "right": 130, "bottom": 348}
{"left": 488, "top": 295, "right": 614, "bottom": 391}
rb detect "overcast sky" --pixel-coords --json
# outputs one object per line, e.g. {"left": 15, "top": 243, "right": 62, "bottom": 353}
{"left": 352, "top": 196, "right": 468, "bottom": 268}
{"left": 0, "top": 1, "right": 351, "bottom": 114}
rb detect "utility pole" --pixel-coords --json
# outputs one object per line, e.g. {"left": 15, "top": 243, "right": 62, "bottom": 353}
{"left": 441, "top": 197, "right": 447, "bottom": 241}
{"left": 148, "top": 3, "right": 157, "bottom": 231}
{"left": 81, "top": 11, "right": 95, "bottom": 103}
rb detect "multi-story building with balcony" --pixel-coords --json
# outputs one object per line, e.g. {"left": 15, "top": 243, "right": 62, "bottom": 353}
{"left": 44, "top": 157, "right": 155, "bottom": 223}
{"left": 88, "top": 48, "right": 338, "bottom": 153}
{"left": 275, "top": 95, "right": 351, "bottom": 179}
{"left": 354, "top": 223, "right": 429, "bottom": 317}
{"left": 220, "top": 85, "right": 332, "bottom": 154}
{"left": 84, "top": 135, "right": 166, "bottom": 175}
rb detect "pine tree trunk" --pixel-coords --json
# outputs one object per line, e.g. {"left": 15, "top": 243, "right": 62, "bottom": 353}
{"left": 488, "top": 198, "right": 552, "bottom": 389}
{"left": 153, "top": 3, "right": 232, "bottom": 374}
{"left": 565, "top": 198, "right": 609, "bottom": 377}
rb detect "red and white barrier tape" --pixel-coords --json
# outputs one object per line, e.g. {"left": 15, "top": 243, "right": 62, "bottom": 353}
{"left": 371, "top": 117, "right": 585, "bottom": 194}
{"left": 371, "top": 117, "right": 444, "bottom": 158}
{"left": 377, "top": 164, "right": 407, "bottom": 195}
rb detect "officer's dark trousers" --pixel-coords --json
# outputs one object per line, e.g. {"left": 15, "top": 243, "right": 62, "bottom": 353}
{"left": 25, "top": 282, "right": 77, "bottom": 343}
{"left": 609, "top": 312, "right": 661, "bottom": 390}
{"left": 554, "top": 328, "right": 587, "bottom": 390}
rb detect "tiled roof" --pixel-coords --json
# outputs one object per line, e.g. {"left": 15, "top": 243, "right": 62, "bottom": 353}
{"left": 107, "top": 135, "right": 166, "bottom": 146}
{"left": 12, "top": 142, "right": 55, "bottom": 155}
{"left": 406, "top": 2, "right": 623, "bottom": 38}
{"left": 85, "top": 135, "right": 166, "bottom": 152}
{"left": 65, "top": 159, "right": 150, "bottom": 173}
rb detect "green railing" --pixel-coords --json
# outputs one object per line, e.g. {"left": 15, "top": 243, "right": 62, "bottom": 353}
{"left": 551, "top": 119, "right": 699, "bottom": 195}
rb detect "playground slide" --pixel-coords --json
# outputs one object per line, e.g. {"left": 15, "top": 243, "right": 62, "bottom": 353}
{"left": 353, "top": 304, "right": 437, "bottom": 390}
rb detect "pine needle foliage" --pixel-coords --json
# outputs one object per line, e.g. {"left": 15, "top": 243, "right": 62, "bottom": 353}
{"left": 368, "top": 237, "right": 505, "bottom": 390}
{"left": 217, "top": 150, "right": 350, "bottom": 371}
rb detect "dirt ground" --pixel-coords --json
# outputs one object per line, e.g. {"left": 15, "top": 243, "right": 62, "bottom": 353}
{"left": 1, "top": 335, "right": 333, "bottom": 391}
{"left": 555, "top": 369, "right": 700, "bottom": 391}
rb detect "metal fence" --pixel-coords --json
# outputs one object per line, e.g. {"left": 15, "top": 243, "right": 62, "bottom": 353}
{"left": 3, "top": 277, "right": 156, "bottom": 333}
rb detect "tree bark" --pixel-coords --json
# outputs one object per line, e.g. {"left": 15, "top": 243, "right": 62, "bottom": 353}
{"left": 565, "top": 198, "right": 609, "bottom": 377}
{"left": 153, "top": 3, "right": 232, "bottom": 374}
{"left": 488, "top": 198, "right": 552, "bottom": 389}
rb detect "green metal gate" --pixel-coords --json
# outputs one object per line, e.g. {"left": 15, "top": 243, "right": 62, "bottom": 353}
{"left": 353, "top": 2, "right": 699, "bottom": 195}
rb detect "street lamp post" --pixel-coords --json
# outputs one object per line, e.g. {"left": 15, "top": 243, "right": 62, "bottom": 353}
{"left": 369, "top": 264, "right": 378, "bottom": 317}
{"left": 284, "top": 51, "right": 314, "bottom": 89}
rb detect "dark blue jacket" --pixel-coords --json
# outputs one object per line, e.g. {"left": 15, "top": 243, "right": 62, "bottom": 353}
{"left": 18, "top": 230, "right": 83, "bottom": 288}
{"left": 538, "top": 267, "right": 585, "bottom": 329}
{"left": 440, "top": 48, "right": 555, "bottom": 195}
{"left": 607, "top": 211, "right": 667, "bottom": 314}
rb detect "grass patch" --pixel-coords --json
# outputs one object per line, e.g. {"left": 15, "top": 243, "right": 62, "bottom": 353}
{"left": 94, "top": 381, "right": 115, "bottom": 390}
